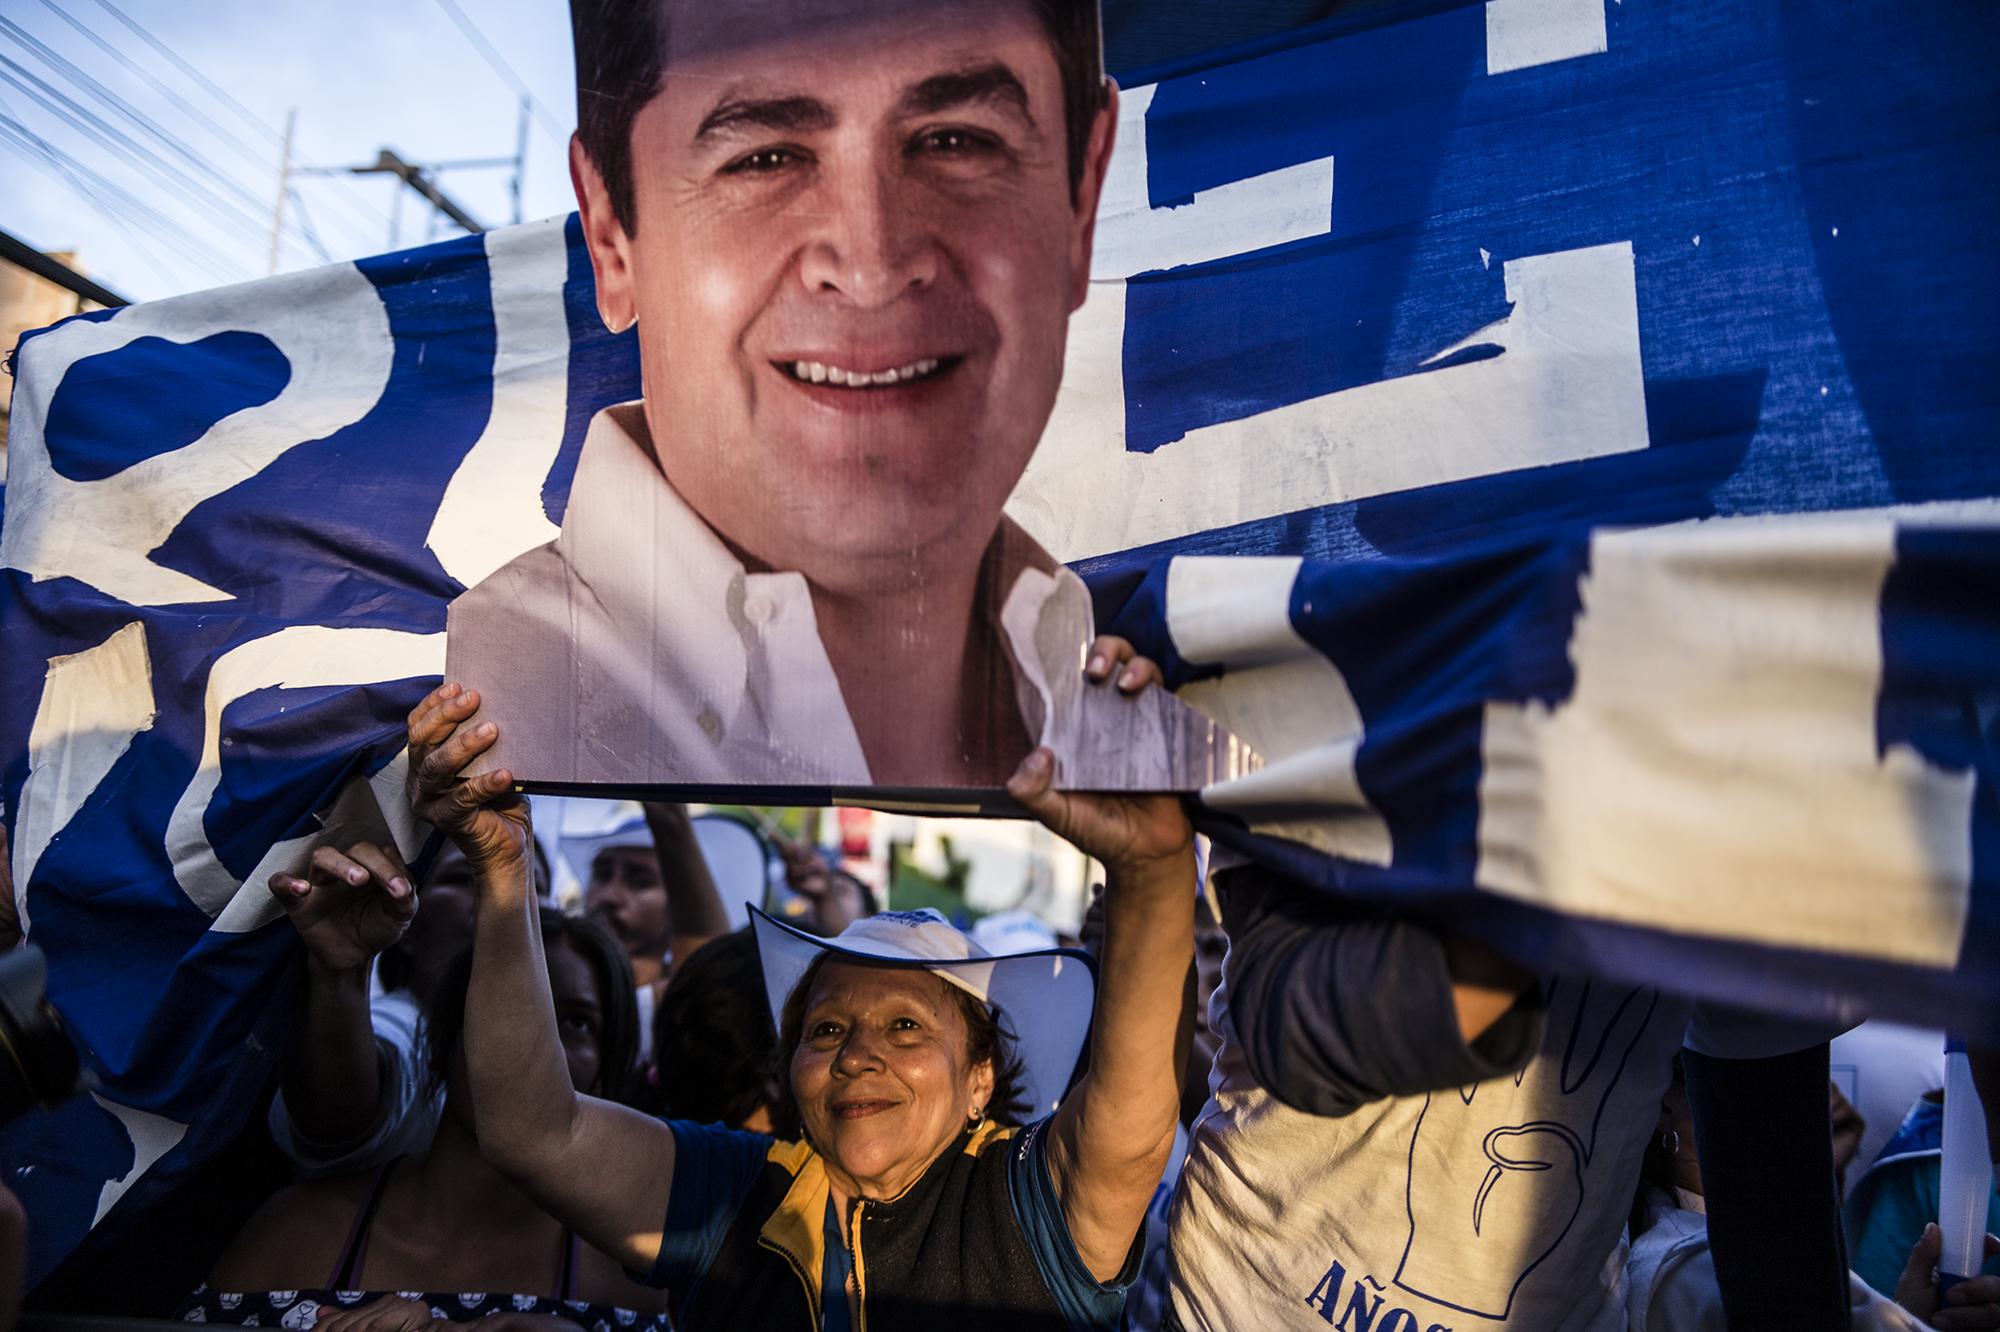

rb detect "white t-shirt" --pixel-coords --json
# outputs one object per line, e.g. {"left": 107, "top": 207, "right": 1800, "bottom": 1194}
{"left": 267, "top": 988, "right": 442, "bottom": 1175}
{"left": 1626, "top": 1200, "right": 1923, "bottom": 1332}
{"left": 1169, "top": 974, "right": 1690, "bottom": 1332}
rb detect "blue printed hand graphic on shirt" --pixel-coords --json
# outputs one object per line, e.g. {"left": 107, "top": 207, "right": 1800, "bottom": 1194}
{"left": 1393, "top": 978, "right": 1660, "bottom": 1320}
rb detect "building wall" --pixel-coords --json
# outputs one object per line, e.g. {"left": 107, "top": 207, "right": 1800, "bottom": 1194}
{"left": 2, "top": 250, "right": 96, "bottom": 463}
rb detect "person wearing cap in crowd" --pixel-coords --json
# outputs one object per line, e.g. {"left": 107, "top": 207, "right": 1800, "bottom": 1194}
{"left": 566, "top": 803, "right": 737, "bottom": 1000}
{"left": 570, "top": 804, "right": 875, "bottom": 1065}
{"left": 404, "top": 664, "right": 1192, "bottom": 1330}
{"left": 568, "top": 802, "right": 727, "bottom": 1071}
{"left": 969, "top": 909, "right": 1062, "bottom": 958}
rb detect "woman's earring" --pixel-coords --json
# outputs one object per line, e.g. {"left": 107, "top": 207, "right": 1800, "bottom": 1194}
{"left": 968, "top": 1106, "right": 984, "bottom": 1125}
{"left": 1659, "top": 1129, "right": 1680, "bottom": 1156}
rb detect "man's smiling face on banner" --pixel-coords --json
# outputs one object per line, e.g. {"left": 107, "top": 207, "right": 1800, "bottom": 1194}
{"left": 573, "top": 0, "right": 1113, "bottom": 596}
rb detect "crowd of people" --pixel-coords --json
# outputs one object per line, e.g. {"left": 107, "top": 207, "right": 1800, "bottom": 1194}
{"left": 0, "top": 0, "right": 1988, "bottom": 1324}
{"left": 24, "top": 646, "right": 1946, "bottom": 1331}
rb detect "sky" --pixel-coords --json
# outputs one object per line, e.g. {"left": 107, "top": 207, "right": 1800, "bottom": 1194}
{"left": 0, "top": 0, "right": 581, "bottom": 303}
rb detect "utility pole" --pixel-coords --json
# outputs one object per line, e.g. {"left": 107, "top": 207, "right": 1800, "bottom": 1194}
{"left": 266, "top": 108, "right": 296, "bottom": 276}
{"left": 303, "top": 142, "right": 514, "bottom": 246}
{"left": 345, "top": 149, "right": 487, "bottom": 235}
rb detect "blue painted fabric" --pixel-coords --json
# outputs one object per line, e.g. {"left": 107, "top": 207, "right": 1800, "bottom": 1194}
{"left": 2, "top": 0, "right": 1996, "bottom": 1293}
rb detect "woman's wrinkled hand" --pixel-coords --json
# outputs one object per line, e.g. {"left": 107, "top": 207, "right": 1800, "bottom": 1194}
{"left": 405, "top": 682, "right": 532, "bottom": 875}
{"left": 1008, "top": 635, "right": 1193, "bottom": 881}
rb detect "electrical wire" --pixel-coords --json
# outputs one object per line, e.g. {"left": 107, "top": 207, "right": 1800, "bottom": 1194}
{"left": 82, "top": 0, "right": 399, "bottom": 238}
{"left": 0, "top": 115, "right": 243, "bottom": 284}
{"left": 40, "top": 2, "right": 387, "bottom": 254}
{"left": 0, "top": 12, "right": 341, "bottom": 260}
{"left": 285, "top": 184, "right": 334, "bottom": 264}
{"left": 0, "top": 53, "right": 311, "bottom": 268}
{"left": 33, "top": 0, "right": 274, "bottom": 178}
{"left": 428, "top": 0, "right": 570, "bottom": 150}
{"left": 15, "top": 0, "right": 554, "bottom": 285}
{"left": 0, "top": 97, "right": 244, "bottom": 289}
{"left": 0, "top": 121, "right": 183, "bottom": 291}
{"left": 28, "top": 0, "right": 391, "bottom": 254}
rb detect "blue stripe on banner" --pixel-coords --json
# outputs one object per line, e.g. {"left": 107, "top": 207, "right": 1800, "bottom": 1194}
{"left": 1, "top": 0, "right": 1997, "bottom": 1292}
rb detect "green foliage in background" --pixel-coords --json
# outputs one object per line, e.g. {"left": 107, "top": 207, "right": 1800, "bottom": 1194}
{"left": 888, "top": 835, "right": 974, "bottom": 921}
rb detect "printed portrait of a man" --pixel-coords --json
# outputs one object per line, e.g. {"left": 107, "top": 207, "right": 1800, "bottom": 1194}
{"left": 446, "top": 0, "right": 1249, "bottom": 792}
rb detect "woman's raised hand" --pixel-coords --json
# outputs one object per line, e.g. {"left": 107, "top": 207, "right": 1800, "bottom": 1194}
{"left": 1007, "top": 635, "right": 1194, "bottom": 880}
{"left": 405, "top": 682, "right": 532, "bottom": 875}
{"left": 269, "top": 841, "right": 415, "bottom": 973}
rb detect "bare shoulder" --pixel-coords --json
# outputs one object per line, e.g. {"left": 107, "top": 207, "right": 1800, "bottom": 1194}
{"left": 206, "top": 1171, "right": 374, "bottom": 1292}
{"left": 571, "top": 1240, "right": 674, "bottom": 1314}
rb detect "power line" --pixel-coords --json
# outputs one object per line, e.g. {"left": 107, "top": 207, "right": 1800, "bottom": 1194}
{"left": 0, "top": 21, "right": 322, "bottom": 268}
{"left": 0, "top": 121, "right": 181, "bottom": 290}
{"left": 428, "top": 0, "right": 569, "bottom": 149}
{"left": 0, "top": 98, "right": 239, "bottom": 290}
{"left": 32, "top": 0, "right": 272, "bottom": 178}
{"left": 27, "top": 0, "right": 389, "bottom": 255}
{"left": 81, "top": 0, "right": 398, "bottom": 239}
{"left": 0, "top": 79, "right": 244, "bottom": 284}
{"left": 0, "top": 114, "right": 244, "bottom": 285}
{"left": 13, "top": 0, "right": 551, "bottom": 290}
{"left": 0, "top": 52, "right": 312, "bottom": 269}
{"left": 286, "top": 184, "right": 333, "bottom": 264}
{"left": 0, "top": 82, "right": 211, "bottom": 286}
{"left": 87, "top": 0, "right": 285, "bottom": 148}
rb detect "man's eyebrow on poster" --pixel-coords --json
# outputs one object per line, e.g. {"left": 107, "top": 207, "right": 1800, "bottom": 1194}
{"left": 692, "top": 62, "right": 1041, "bottom": 147}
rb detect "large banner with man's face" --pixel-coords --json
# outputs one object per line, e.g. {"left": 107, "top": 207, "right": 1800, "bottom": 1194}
{"left": 3, "top": 0, "right": 1999, "bottom": 1290}
{"left": 442, "top": 0, "right": 1252, "bottom": 799}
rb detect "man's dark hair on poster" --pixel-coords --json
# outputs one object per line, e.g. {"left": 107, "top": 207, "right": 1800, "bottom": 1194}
{"left": 568, "top": 0, "right": 1107, "bottom": 234}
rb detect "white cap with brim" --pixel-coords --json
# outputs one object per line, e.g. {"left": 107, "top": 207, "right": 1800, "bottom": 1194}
{"left": 749, "top": 905, "right": 1095, "bottom": 1119}
{"left": 562, "top": 809, "right": 769, "bottom": 930}
{"left": 969, "top": 910, "right": 1062, "bottom": 957}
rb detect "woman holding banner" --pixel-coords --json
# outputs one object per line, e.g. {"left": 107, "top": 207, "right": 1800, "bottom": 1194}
{"left": 405, "top": 657, "right": 1192, "bottom": 1331}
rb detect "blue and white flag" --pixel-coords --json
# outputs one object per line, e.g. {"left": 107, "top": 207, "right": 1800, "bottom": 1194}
{"left": 3, "top": 0, "right": 1997, "bottom": 1290}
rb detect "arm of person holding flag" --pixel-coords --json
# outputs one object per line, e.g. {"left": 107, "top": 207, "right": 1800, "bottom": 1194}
{"left": 405, "top": 682, "right": 679, "bottom": 1274}
{"left": 265, "top": 841, "right": 417, "bottom": 1160}
{"left": 1220, "top": 868, "right": 1544, "bottom": 1118}
{"left": 1010, "top": 636, "right": 1198, "bottom": 1283}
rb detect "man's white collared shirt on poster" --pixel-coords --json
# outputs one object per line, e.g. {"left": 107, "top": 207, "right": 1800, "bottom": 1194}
{"left": 447, "top": 403, "right": 1216, "bottom": 790}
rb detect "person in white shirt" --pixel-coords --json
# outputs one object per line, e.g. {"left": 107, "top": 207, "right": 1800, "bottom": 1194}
{"left": 1624, "top": 1058, "right": 1926, "bottom": 1332}
{"left": 445, "top": 0, "right": 1242, "bottom": 796}
{"left": 1163, "top": 865, "right": 1854, "bottom": 1332}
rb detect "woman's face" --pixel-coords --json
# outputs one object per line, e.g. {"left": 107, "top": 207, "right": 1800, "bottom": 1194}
{"left": 445, "top": 939, "right": 607, "bottom": 1131}
{"left": 546, "top": 940, "right": 606, "bottom": 1096}
{"left": 790, "top": 962, "right": 994, "bottom": 1199}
